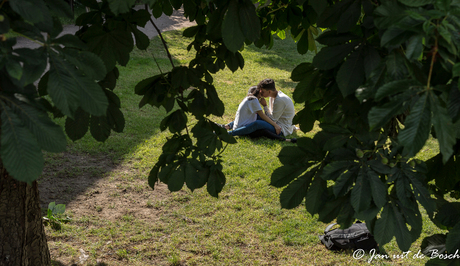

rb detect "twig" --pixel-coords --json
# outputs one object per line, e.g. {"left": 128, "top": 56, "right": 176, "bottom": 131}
{"left": 427, "top": 35, "right": 438, "bottom": 91}
{"left": 145, "top": 4, "right": 175, "bottom": 69}
{"left": 151, "top": 53, "right": 163, "bottom": 74}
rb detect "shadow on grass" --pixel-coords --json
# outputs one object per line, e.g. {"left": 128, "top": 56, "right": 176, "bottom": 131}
{"left": 51, "top": 260, "right": 109, "bottom": 266}
{"left": 38, "top": 151, "right": 118, "bottom": 211}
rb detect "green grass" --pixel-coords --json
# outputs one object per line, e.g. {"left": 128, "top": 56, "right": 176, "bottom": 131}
{"left": 43, "top": 30, "right": 445, "bottom": 266}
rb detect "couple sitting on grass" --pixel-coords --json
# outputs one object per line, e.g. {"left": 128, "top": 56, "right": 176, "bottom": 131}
{"left": 217, "top": 78, "right": 297, "bottom": 143}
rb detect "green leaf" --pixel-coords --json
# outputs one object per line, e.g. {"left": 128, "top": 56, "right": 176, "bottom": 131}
{"left": 323, "top": 135, "right": 349, "bottom": 151}
{"left": 367, "top": 159, "right": 391, "bottom": 175}
{"left": 309, "top": 0, "right": 328, "bottom": 15}
{"left": 386, "top": 51, "right": 408, "bottom": 80}
{"left": 398, "top": 0, "right": 435, "bottom": 7}
{"left": 333, "top": 169, "right": 357, "bottom": 197}
{"left": 207, "top": 165, "right": 226, "bottom": 197}
{"left": 48, "top": 52, "right": 108, "bottom": 117}
{"left": 90, "top": 115, "right": 111, "bottom": 142}
{"left": 159, "top": 163, "right": 176, "bottom": 184}
{"left": 52, "top": 35, "right": 86, "bottom": 50}
{"left": 50, "top": 202, "right": 66, "bottom": 215}
{"left": 130, "top": 26, "right": 150, "bottom": 51}
{"left": 381, "top": 27, "right": 416, "bottom": 48}
{"left": 106, "top": 104, "right": 125, "bottom": 133}
{"left": 280, "top": 171, "right": 314, "bottom": 209}
{"left": 6, "top": 55, "right": 22, "bottom": 81}
{"left": 336, "top": 49, "right": 365, "bottom": 97}
{"left": 206, "top": 8, "right": 224, "bottom": 39}
{"left": 395, "top": 174, "right": 414, "bottom": 210}
{"left": 374, "top": 1, "right": 406, "bottom": 29}
{"left": 337, "top": 201, "right": 355, "bottom": 229}
{"left": 293, "top": 106, "right": 316, "bottom": 133}
{"left": 296, "top": 30, "right": 310, "bottom": 55}
{"left": 312, "top": 42, "right": 356, "bottom": 70}
{"left": 168, "top": 164, "right": 185, "bottom": 192}
{"left": 320, "top": 161, "right": 353, "bottom": 181}
{"left": 404, "top": 169, "right": 436, "bottom": 214}
{"left": 391, "top": 203, "right": 413, "bottom": 251}
{"left": 171, "top": 66, "right": 190, "bottom": 89}
{"left": 351, "top": 167, "right": 372, "bottom": 213}
{"left": 337, "top": 0, "right": 361, "bottom": 33}
{"left": 271, "top": 164, "right": 309, "bottom": 188}
{"left": 402, "top": 205, "right": 423, "bottom": 242}
{"left": 307, "top": 28, "right": 317, "bottom": 53}
{"left": 426, "top": 154, "right": 460, "bottom": 195}
{"left": 160, "top": 110, "right": 187, "bottom": 133}
{"left": 430, "top": 93, "right": 456, "bottom": 163}
{"left": 368, "top": 96, "right": 406, "bottom": 130}
{"left": 238, "top": 0, "right": 260, "bottom": 43}
{"left": 374, "top": 204, "right": 396, "bottom": 246}
{"left": 305, "top": 176, "right": 327, "bottom": 214}
{"left": 161, "top": 0, "right": 173, "bottom": 16}
{"left": 375, "top": 79, "right": 421, "bottom": 101}
{"left": 206, "top": 84, "right": 225, "bottom": 116}
{"left": 60, "top": 48, "right": 107, "bottom": 81}
{"left": 435, "top": 202, "right": 460, "bottom": 229}
{"left": 399, "top": 93, "right": 431, "bottom": 157}
{"left": 148, "top": 165, "right": 160, "bottom": 190}
{"left": 0, "top": 104, "right": 44, "bottom": 183}
{"left": 222, "top": 0, "right": 245, "bottom": 53}
{"left": 318, "top": 197, "right": 346, "bottom": 224}
{"left": 45, "top": 0, "right": 74, "bottom": 19}
{"left": 363, "top": 46, "right": 382, "bottom": 79}
{"left": 10, "top": 100, "right": 67, "bottom": 152}
{"left": 185, "top": 161, "right": 209, "bottom": 192}
{"left": 293, "top": 70, "right": 320, "bottom": 103}
{"left": 65, "top": 108, "right": 90, "bottom": 141}
{"left": 10, "top": 0, "right": 50, "bottom": 24}
{"left": 107, "top": 0, "right": 136, "bottom": 15}
{"left": 316, "top": 31, "right": 359, "bottom": 46}
{"left": 16, "top": 47, "right": 47, "bottom": 86}
{"left": 453, "top": 63, "right": 460, "bottom": 77}
{"left": 367, "top": 168, "right": 388, "bottom": 208}
{"left": 82, "top": 25, "right": 134, "bottom": 71}
{"left": 224, "top": 52, "right": 240, "bottom": 72}
{"left": 320, "top": 124, "right": 352, "bottom": 134}
{"left": 355, "top": 205, "right": 381, "bottom": 223}
{"left": 406, "top": 35, "right": 424, "bottom": 60}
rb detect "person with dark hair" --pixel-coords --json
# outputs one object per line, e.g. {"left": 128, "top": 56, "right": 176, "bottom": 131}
{"left": 257, "top": 78, "right": 297, "bottom": 137}
{"left": 217, "top": 86, "right": 297, "bottom": 143}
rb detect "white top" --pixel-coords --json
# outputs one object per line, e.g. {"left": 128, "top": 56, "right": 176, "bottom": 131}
{"left": 264, "top": 90, "right": 296, "bottom": 136}
{"left": 233, "top": 97, "right": 262, "bottom": 130}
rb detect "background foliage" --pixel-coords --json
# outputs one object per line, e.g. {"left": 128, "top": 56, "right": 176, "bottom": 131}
{"left": 2, "top": 0, "right": 460, "bottom": 264}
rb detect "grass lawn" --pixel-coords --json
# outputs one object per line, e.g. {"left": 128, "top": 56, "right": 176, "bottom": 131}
{"left": 40, "top": 29, "right": 444, "bottom": 266}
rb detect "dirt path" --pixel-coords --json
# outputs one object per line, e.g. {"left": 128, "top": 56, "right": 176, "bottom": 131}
{"left": 34, "top": 8, "right": 195, "bottom": 265}
{"left": 15, "top": 7, "right": 195, "bottom": 49}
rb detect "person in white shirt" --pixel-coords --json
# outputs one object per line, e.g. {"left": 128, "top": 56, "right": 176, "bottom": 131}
{"left": 218, "top": 86, "right": 296, "bottom": 143}
{"left": 258, "top": 78, "right": 297, "bottom": 136}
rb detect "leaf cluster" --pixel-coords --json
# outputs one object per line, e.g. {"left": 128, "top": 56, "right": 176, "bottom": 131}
{"left": 272, "top": 0, "right": 460, "bottom": 258}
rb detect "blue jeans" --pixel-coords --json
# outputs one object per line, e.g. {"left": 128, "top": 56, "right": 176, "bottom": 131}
{"left": 228, "top": 115, "right": 280, "bottom": 136}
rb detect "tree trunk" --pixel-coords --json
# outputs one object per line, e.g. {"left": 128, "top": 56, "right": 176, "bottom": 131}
{"left": 0, "top": 163, "right": 51, "bottom": 266}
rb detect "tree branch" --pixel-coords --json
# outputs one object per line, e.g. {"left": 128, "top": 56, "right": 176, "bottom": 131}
{"left": 145, "top": 5, "right": 175, "bottom": 69}
{"left": 427, "top": 36, "right": 438, "bottom": 91}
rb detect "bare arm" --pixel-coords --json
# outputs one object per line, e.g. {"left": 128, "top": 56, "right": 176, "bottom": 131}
{"left": 256, "top": 110, "right": 281, "bottom": 135}
{"left": 259, "top": 98, "right": 275, "bottom": 121}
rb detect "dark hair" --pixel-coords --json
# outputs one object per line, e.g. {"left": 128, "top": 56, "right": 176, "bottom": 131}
{"left": 257, "top": 78, "right": 276, "bottom": 91}
{"left": 247, "top": 86, "right": 260, "bottom": 100}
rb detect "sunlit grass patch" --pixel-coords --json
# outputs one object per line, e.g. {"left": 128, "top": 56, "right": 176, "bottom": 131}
{"left": 43, "top": 29, "right": 443, "bottom": 266}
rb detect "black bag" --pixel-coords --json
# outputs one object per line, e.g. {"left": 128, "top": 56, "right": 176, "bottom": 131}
{"left": 319, "top": 221, "right": 378, "bottom": 251}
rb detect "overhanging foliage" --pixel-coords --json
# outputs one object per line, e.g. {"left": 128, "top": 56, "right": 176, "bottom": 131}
{"left": 2, "top": 0, "right": 460, "bottom": 263}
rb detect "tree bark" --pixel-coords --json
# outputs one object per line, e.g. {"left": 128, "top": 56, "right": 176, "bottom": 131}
{"left": 0, "top": 163, "right": 51, "bottom": 266}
